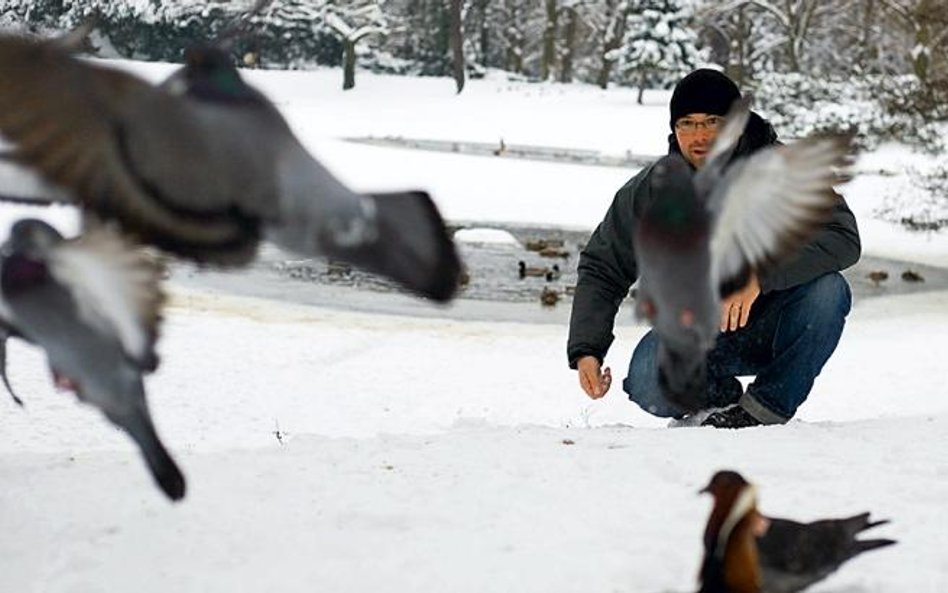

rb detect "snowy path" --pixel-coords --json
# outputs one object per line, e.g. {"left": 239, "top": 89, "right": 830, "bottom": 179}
{"left": 1, "top": 288, "right": 947, "bottom": 592}
{"left": 0, "top": 417, "right": 943, "bottom": 593}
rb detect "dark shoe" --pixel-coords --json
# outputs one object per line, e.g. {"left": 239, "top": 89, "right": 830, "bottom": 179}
{"left": 701, "top": 405, "right": 762, "bottom": 429}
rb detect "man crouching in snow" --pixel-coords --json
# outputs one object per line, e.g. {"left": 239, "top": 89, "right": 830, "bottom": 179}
{"left": 566, "top": 69, "right": 861, "bottom": 429}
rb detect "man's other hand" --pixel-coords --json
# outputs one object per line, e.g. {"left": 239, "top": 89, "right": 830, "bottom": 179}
{"left": 577, "top": 356, "right": 612, "bottom": 399}
{"left": 720, "top": 272, "right": 761, "bottom": 332}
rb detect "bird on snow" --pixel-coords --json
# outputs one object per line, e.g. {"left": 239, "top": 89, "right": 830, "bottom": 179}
{"left": 0, "top": 218, "right": 185, "bottom": 501}
{"left": 0, "top": 34, "right": 460, "bottom": 302}
{"left": 633, "top": 97, "right": 853, "bottom": 412}
{"left": 699, "top": 470, "right": 896, "bottom": 593}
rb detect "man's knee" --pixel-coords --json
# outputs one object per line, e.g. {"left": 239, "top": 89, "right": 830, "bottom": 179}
{"left": 623, "top": 332, "right": 682, "bottom": 418}
{"left": 624, "top": 332, "right": 658, "bottom": 395}
{"left": 795, "top": 272, "right": 852, "bottom": 321}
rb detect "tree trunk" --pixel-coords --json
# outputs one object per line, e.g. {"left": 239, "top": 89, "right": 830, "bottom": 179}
{"left": 541, "top": 0, "right": 558, "bottom": 80}
{"left": 856, "top": 0, "right": 878, "bottom": 72}
{"left": 450, "top": 0, "right": 465, "bottom": 93}
{"left": 637, "top": 71, "right": 646, "bottom": 105}
{"left": 913, "top": 32, "right": 931, "bottom": 82}
{"left": 343, "top": 39, "right": 356, "bottom": 90}
{"left": 596, "top": 0, "right": 628, "bottom": 90}
{"left": 477, "top": 0, "right": 491, "bottom": 69}
{"left": 597, "top": 55, "right": 614, "bottom": 89}
{"left": 558, "top": 6, "right": 577, "bottom": 83}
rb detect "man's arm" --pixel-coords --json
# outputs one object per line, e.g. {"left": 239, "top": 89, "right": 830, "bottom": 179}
{"left": 757, "top": 193, "right": 861, "bottom": 293}
{"left": 567, "top": 182, "right": 641, "bottom": 369}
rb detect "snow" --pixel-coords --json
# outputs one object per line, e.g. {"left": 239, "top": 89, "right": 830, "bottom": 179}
{"left": 453, "top": 228, "right": 521, "bottom": 245}
{"left": 1, "top": 62, "right": 947, "bottom": 593}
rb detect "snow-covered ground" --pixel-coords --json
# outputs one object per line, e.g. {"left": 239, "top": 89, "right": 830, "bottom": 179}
{"left": 1, "top": 63, "right": 947, "bottom": 593}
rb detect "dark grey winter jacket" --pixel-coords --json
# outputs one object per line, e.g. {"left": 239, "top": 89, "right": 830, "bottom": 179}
{"left": 566, "top": 113, "right": 861, "bottom": 368}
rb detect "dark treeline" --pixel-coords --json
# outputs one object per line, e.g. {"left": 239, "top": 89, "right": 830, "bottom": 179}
{"left": 1, "top": 1, "right": 946, "bottom": 149}
{"left": 2, "top": 1, "right": 945, "bottom": 87}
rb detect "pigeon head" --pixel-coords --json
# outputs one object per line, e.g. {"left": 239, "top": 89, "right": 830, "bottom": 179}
{"left": 6, "top": 218, "right": 62, "bottom": 257}
{"left": 641, "top": 155, "right": 709, "bottom": 249}
{"left": 1, "top": 220, "right": 62, "bottom": 294}
{"left": 180, "top": 45, "right": 256, "bottom": 103}
{"left": 656, "top": 340, "right": 708, "bottom": 412}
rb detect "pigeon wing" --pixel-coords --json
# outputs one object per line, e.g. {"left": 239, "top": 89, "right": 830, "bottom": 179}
{"left": 0, "top": 35, "right": 255, "bottom": 263}
{"left": 48, "top": 228, "right": 165, "bottom": 370}
{"left": 708, "top": 134, "right": 853, "bottom": 291}
{"left": 705, "top": 96, "right": 752, "bottom": 167}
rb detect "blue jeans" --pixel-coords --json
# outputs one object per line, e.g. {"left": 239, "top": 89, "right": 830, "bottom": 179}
{"left": 622, "top": 273, "right": 852, "bottom": 423}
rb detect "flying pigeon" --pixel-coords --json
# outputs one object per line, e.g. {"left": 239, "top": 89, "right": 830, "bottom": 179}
{"left": 0, "top": 218, "right": 185, "bottom": 501}
{"left": 0, "top": 34, "right": 461, "bottom": 302}
{"left": 699, "top": 470, "right": 896, "bottom": 593}
{"left": 633, "top": 98, "right": 852, "bottom": 412}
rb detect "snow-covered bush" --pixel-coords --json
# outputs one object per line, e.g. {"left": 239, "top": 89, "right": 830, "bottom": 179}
{"left": 876, "top": 161, "right": 948, "bottom": 231}
{"left": 751, "top": 73, "right": 945, "bottom": 154}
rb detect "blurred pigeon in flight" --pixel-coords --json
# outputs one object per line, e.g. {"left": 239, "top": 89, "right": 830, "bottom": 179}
{"left": 633, "top": 98, "right": 852, "bottom": 411}
{"left": 699, "top": 470, "right": 896, "bottom": 593}
{"left": 0, "top": 35, "right": 461, "bottom": 302}
{"left": 0, "top": 219, "right": 185, "bottom": 500}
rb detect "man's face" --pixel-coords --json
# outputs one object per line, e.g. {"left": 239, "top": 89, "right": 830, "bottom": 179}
{"left": 674, "top": 113, "right": 725, "bottom": 168}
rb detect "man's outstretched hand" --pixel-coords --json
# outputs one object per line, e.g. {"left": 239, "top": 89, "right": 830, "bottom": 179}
{"left": 577, "top": 356, "right": 612, "bottom": 399}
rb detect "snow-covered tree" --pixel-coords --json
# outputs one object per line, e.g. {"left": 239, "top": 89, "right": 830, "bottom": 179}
{"left": 586, "top": 0, "right": 632, "bottom": 88}
{"left": 879, "top": 0, "right": 948, "bottom": 83}
{"left": 619, "top": 0, "right": 703, "bottom": 103}
{"left": 322, "top": 0, "right": 389, "bottom": 89}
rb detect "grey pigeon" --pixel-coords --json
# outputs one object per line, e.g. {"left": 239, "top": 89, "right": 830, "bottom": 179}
{"left": 633, "top": 98, "right": 852, "bottom": 412}
{"left": 699, "top": 470, "right": 896, "bottom": 593}
{"left": 0, "top": 35, "right": 460, "bottom": 302}
{"left": 0, "top": 219, "right": 185, "bottom": 501}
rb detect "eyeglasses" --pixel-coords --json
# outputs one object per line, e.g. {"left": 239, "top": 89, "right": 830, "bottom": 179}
{"left": 675, "top": 116, "right": 725, "bottom": 133}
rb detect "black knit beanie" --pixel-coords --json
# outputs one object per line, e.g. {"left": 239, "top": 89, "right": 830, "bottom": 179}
{"left": 669, "top": 69, "right": 741, "bottom": 130}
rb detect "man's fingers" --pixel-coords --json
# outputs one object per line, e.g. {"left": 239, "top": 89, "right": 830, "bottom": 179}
{"left": 580, "top": 369, "right": 601, "bottom": 399}
{"left": 739, "top": 302, "right": 752, "bottom": 328}
{"left": 600, "top": 368, "right": 613, "bottom": 395}
{"left": 579, "top": 370, "right": 594, "bottom": 397}
{"left": 720, "top": 304, "right": 730, "bottom": 331}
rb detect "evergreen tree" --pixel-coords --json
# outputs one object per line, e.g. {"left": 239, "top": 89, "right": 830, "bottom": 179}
{"left": 619, "top": 0, "right": 702, "bottom": 103}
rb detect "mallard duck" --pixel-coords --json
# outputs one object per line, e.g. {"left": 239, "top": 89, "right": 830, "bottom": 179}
{"left": 540, "top": 286, "right": 560, "bottom": 307}
{"left": 518, "top": 260, "right": 548, "bottom": 279}
{"left": 866, "top": 270, "right": 888, "bottom": 286}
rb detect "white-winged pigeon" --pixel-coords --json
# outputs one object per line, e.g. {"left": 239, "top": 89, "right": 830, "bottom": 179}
{"left": 633, "top": 98, "right": 853, "bottom": 412}
{"left": 0, "top": 219, "right": 185, "bottom": 500}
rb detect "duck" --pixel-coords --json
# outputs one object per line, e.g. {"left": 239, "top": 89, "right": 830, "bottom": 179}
{"left": 699, "top": 470, "right": 896, "bottom": 593}
{"left": 866, "top": 270, "right": 889, "bottom": 286}
{"left": 518, "top": 260, "right": 549, "bottom": 279}
{"left": 540, "top": 286, "right": 560, "bottom": 307}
